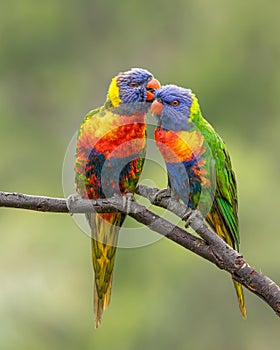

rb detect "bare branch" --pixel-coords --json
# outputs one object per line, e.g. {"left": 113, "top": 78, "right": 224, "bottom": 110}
{"left": 0, "top": 189, "right": 279, "bottom": 317}
{"left": 0, "top": 191, "right": 213, "bottom": 260}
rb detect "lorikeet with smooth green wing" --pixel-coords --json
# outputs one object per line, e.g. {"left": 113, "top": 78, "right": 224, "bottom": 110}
{"left": 75, "top": 68, "right": 160, "bottom": 328}
{"left": 151, "top": 84, "right": 246, "bottom": 319}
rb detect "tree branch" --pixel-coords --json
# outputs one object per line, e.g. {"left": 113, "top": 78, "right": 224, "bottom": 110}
{"left": 136, "top": 185, "right": 280, "bottom": 316}
{"left": 0, "top": 189, "right": 279, "bottom": 317}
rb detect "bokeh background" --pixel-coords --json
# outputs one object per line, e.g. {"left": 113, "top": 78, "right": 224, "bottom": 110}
{"left": 1, "top": 1, "right": 280, "bottom": 349}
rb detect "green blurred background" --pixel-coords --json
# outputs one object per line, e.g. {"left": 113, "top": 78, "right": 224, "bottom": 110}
{"left": 1, "top": 0, "right": 280, "bottom": 349}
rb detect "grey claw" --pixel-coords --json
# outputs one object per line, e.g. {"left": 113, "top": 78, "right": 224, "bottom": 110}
{"left": 151, "top": 187, "right": 172, "bottom": 204}
{"left": 66, "top": 194, "right": 82, "bottom": 214}
{"left": 123, "top": 193, "right": 134, "bottom": 213}
{"left": 181, "top": 209, "right": 192, "bottom": 223}
{"left": 184, "top": 210, "right": 204, "bottom": 228}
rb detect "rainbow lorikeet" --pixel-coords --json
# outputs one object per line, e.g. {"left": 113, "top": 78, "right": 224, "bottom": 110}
{"left": 75, "top": 68, "right": 160, "bottom": 328}
{"left": 150, "top": 84, "right": 246, "bottom": 319}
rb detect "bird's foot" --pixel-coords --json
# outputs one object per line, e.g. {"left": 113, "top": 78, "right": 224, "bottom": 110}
{"left": 123, "top": 193, "right": 134, "bottom": 214}
{"left": 150, "top": 187, "right": 173, "bottom": 205}
{"left": 183, "top": 209, "right": 204, "bottom": 228}
{"left": 66, "top": 193, "right": 82, "bottom": 214}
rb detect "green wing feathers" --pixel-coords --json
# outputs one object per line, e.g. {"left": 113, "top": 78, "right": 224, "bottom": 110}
{"left": 206, "top": 138, "right": 246, "bottom": 319}
{"left": 213, "top": 146, "right": 239, "bottom": 249}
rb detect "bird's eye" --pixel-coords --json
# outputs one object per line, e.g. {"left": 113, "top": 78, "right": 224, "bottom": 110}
{"left": 129, "top": 82, "right": 139, "bottom": 88}
{"left": 170, "top": 100, "right": 179, "bottom": 106}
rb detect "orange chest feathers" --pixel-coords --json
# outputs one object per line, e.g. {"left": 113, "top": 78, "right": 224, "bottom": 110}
{"left": 154, "top": 127, "right": 206, "bottom": 163}
{"left": 77, "top": 113, "right": 146, "bottom": 159}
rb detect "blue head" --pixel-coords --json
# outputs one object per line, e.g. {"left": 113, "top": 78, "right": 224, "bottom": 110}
{"left": 108, "top": 68, "right": 160, "bottom": 106}
{"left": 151, "top": 85, "right": 199, "bottom": 131}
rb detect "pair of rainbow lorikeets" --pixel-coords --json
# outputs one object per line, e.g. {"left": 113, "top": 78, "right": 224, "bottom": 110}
{"left": 74, "top": 68, "right": 246, "bottom": 328}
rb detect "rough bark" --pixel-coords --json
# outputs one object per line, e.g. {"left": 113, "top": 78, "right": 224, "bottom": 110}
{"left": 0, "top": 188, "right": 279, "bottom": 317}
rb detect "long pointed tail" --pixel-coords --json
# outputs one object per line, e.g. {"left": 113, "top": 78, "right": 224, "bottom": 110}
{"left": 233, "top": 279, "right": 247, "bottom": 319}
{"left": 89, "top": 213, "right": 122, "bottom": 328}
{"left": 206, "top": 214, "right": 247, "bottom": 319}
{"left": 93, "top": 249, "right": 115, "bottom": 328}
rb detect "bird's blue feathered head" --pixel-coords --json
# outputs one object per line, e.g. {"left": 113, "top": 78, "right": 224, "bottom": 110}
{"left": 151, "top": 85, "right": 200, "bottom": 131}
{"left": 108, "top": 68, "right": 160, "bottom": 107}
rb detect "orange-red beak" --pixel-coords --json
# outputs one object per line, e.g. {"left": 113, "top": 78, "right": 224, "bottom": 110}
{"left": 150, "top": 99, "right": 163, "bottom": 115}
{"left": 146, "top": 78, "right": 161, "bottom": 101}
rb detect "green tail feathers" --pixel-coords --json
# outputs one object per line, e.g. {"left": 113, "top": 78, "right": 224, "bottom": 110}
{"left": 93, "top": 264, "right": 114, "bottom": 328}
{"left": 233, "top": 279, "right": 247, "bottom": 319}
{"left": 89, "top": 213, "right": 121, "bottom": 328}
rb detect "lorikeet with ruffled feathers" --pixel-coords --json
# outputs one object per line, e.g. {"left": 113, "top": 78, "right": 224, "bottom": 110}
{"left": 75, "top": 68, "right": 160, "bottom": 328}
{"left": 151, "top": 84, "right": 246, "bottom": 319}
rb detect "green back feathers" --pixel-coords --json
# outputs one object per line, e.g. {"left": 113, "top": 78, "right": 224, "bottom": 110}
{"left": 191, "top": 105, "right": 240, "bottom": 250}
